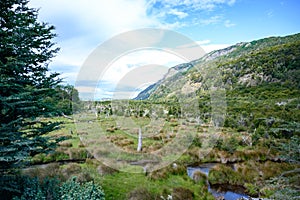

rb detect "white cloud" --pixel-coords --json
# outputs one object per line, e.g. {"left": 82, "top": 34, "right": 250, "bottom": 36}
{"left": 27, "top": 0, "right": 237, "bottom": 100}
{"left": 168, "top": 9, "right": 189, "bottom": 19}
{"left": 197, "top": 40, "right": 232, "bottom": 52}
{"left": 78, "top": 49, "right": 186, "bottom": 100}
{"left": 224, "top": 19, "right": 235, "bottom": 27}
{"left": 28, "top": 0, "right": 164, "bottom": 87}
{"left": 30, "top": 0, "right": 158, "bottom": 36}
{"left": 197, "top": 39, "right": 211, "bottom": 45}
{"left": 200, "top": 15, "right": 222, "bottom": 25}
{"left": 148, "top": 0, "right": 236, "bottom": 11}
{"left": 202, "top": 44, "right": 231, "bottom": 52}
{"left": 146, "top": 0, "right": 237, "bottom": 29}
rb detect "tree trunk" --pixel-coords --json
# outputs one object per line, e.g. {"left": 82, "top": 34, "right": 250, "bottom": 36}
{"left": 137, "top": 128, "right": 142, "bottom": 152}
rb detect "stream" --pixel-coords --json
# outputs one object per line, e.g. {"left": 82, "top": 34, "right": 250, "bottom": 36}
{"left": 187, "top": 163, "right": 250, "bottom": 200}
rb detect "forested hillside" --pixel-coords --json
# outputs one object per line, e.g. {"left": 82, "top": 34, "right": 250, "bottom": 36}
{"left": 137, "top": 33, "right": 300, "bottom": 142}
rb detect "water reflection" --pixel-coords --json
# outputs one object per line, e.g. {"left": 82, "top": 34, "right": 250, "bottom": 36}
{"left": 187, "top": 164, "right": 250, "bottom": 200}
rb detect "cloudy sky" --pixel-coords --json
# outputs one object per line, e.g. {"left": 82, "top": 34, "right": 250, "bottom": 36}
{"left": 28, "top": 0, "right": 300, "bottom": 100}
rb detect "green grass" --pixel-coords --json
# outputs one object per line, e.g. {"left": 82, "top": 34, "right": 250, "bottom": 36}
{"left": 97, "top": 171, "right": 214, "bottom": 200}
{"left": 29, "top": 112, "right": 299, "bottom": 199}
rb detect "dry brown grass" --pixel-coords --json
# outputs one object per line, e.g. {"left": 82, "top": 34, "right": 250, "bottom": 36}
{"left": 60, "top": 163, "right": 93, "bottom": 182}
{"left": 172, "top": 187, "right": 194, "bottom": 200}
{"left": 149, "top": 168, "right": 169, "bottom": 180}
{"left": 127, "top": 188, "right": 157, "bottom": 200}
{"left": 192, "top": 171, "right": 207, "bottom": 184}
{"left": 115, "top": 139, "right": 134, "bottom": 147}
{"left": 68, "top": 148, "right": 89, "bottom": 160}
{"left": 58, "top": 141, "right": 73, "bottom": 147}
{"left": 97, "top": 163, "right": 118, "bottom": 175}
{"left": 22, "top": 163, "right": 60, "bottom": 180}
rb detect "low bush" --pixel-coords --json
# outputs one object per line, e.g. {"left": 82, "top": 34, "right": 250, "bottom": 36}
{"left": 59, "top": 177, "right": 105, "bottom": 199}
{"left": 12, "top": 176, "right": 105, "bottom": 200}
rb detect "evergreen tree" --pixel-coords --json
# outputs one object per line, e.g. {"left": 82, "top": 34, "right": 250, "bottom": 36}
{"left": 0, "top": 0, "right": 64, "bottom": 196}
{"left": 54, "top": 85, "right": 81, "bottom": 115}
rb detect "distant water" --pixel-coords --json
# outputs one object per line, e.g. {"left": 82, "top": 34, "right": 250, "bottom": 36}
{"left": 187, "top": 164, "right": 250, "bottom": 200}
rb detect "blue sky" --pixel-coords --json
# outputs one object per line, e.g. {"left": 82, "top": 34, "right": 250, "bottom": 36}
{"left": 29, "top": 0, "right": 300, "bottom": 100}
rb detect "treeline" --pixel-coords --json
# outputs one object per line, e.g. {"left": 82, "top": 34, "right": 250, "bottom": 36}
{"left": 0, "top": 1, "right": 98, "bottom": 199}
{"left": 44, "top": 84, "right": 81, "bottom": 116}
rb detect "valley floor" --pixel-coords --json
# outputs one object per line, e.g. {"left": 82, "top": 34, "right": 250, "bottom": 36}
{"left": 21, "top": 113, "right": 300, "bottom": 200}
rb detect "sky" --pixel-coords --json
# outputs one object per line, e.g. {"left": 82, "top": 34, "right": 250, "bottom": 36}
{"left": 28, "top": 0, "right": 300, "bottom": 100}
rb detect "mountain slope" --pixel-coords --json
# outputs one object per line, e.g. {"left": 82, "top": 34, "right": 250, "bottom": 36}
{"left": 135, "top": 33, "right": 300, "bottom": 139}
{"left": 136, "top": 33, "right": 300, "bottom": 101}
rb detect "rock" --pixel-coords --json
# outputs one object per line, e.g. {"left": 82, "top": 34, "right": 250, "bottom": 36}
{"left": 172, "top": 163, "right": 178, "bottom": 169}
{"left": 221, "top": 157, "right": 228, "bottom": 163}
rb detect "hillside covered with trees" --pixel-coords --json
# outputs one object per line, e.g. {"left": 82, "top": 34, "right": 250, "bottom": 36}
{"left": 137, "top": 33, "right": 300, "bottom": 144}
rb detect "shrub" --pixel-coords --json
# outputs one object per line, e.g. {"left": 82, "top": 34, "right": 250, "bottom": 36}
{"left": 215, "top": 137, "right": 239, "bottom": 154}
{"left": 59, "top": 177, "right": 105, "bottom": 200}
{"left": 12, "top": 176, "right": 60, "bottom": 200}
{"left": 278, "top": 136, "right": 300, "bottom": 163}
{"left": 223, "top": 137, "right": 239, "bottom": 153}
{"left": 192, "top": 137, "right": 202, "bottom": 147}
{"left": 245, "top": 183, "right": 259, "bottom": 196}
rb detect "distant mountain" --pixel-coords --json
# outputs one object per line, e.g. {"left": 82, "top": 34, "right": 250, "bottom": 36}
{"left": 134, "top": 33, "right": 300, "bottom": 138}
{"left": 134, "top": 62, "right": 193, "bottom": 100}
{"left": 135, "top": 33, "right": 300, "bottom": 101}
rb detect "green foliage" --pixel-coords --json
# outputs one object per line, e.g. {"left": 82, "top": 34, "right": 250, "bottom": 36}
{"left": 44, "top": 85, "right": 82, "bottom": 115}
{"left": 12, "top": 176, "right": 105, "bottom": 200}
{"left": 208, "top": 165, "right": 243, "bottom": 185}
{"left": 13, "top": 177, "right": 61, "bottom": 200}
{"left": 244, "top": 183, "right": 259, "bottom": 196}
{"left": 60, "top": 177, "right": 105, "bottom": 200}
{"left": 278, "top": 136, "right": 300, "bottom": 163}
{"left": 0, "top": 0, "right": 67, "bottom": 195}
{"left": 265, "top": 169, "right": 300, "bottom": 199}
{"left": 215, "top": 137, "right": 239, "bottom": 153}
{"left": 135, "top": 32, "right": 300, "bottom": 144}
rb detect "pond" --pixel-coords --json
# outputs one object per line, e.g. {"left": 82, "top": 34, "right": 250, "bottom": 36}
{"left": 187, "top": 163, "right": 250, "bottom": 200}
